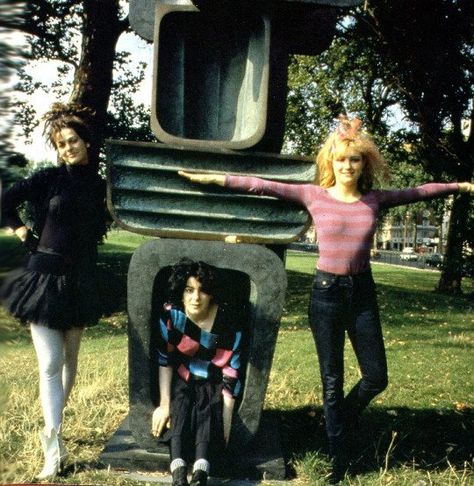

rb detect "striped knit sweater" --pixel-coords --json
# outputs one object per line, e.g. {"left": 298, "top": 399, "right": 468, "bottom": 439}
{"left": 225, "top": 175, "right": 459, "bottom": 275}
{"left": 156, "top": 304, "right": 242, "bottom": 398}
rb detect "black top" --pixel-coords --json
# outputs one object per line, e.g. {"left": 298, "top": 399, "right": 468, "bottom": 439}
{"left": 1, "top": 164, "right": 107, "bottom": 259}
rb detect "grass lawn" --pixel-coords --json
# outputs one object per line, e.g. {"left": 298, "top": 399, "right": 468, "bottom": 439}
{"left": 0, "top": 230, "right": 472, "bottom": 485}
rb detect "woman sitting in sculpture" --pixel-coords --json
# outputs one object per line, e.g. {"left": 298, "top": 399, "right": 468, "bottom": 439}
{"left": 179, "top": 116, "right": 474, "bottom": 484}
{"left": 151, "top": 258, "right": 242, "bottom": 486}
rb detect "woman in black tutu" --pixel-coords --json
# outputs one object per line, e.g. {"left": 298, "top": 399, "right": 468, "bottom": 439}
{"left": 0, "top": 103, "right": 107, "bottom": 480}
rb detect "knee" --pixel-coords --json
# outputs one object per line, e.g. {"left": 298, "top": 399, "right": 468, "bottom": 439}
{"left": 38, "top": 353, "right": 63, "bottom": 379}
{"left": 323, "top": 382, "right": 344, "bottom": 405}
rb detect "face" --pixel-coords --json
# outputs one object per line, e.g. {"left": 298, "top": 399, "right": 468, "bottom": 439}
{"left": 332, "top": 147, "right": 364, "bottom": 187}
{"left": 54, "top": 127, "right": 89, "bottom": 166}
{"left": 182, "top": 276, "right": 213, "bottom": 321}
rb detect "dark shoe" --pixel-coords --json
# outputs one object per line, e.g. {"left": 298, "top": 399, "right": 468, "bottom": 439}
{"left": 328, "top": 452, "right": 349, "bottom": 484}
{"left": 172, "top": 466, "right": 189, "bottom": 486}
{"left": 189, "top": 469, "right": 208, "bottom": 486}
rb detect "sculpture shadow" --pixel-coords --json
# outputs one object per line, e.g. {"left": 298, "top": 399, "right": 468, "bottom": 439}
{"left": 268, "top": 405, "right": 473, "bottom": 477}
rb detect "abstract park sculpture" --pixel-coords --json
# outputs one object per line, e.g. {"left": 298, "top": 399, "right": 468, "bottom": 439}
{"left": 101, "top": 0, "right": 362, "bottom": 479}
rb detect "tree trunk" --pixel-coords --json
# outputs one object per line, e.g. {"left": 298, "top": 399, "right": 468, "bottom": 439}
{"left": 402, "top": 215, "right": 408, "bottom": 248}
{"left": 413, "top": 221, "right": 417, "bottom": 251}
{"left": 435, "top": 195, "right": 469, "bottom": 294}
{"left": 69, "top": 0, "right": 128, "bottom": 164}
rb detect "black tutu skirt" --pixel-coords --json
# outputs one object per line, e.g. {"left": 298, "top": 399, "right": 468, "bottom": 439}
{"left": 0, "top": 250, "right": 100, "bottom": 329}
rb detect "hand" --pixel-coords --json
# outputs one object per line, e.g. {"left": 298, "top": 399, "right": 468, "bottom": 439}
{"left": 151, "top": 405, "right": 171, "bottom": 437}
{"left": 459, "top": 182, "right": 474, "bottom": 194}
{"left": 222, "top": 395, "right": 235, "bottom": 446}
{"left": 14, "top": 226, "right": 28, "bottom": 242}
{"left": 178, "top": 171, "right": 226, "bottom": 186}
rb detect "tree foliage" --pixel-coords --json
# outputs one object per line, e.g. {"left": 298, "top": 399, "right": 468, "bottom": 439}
{"left": 355, "top": 0, "right": 474, "bottom": 292}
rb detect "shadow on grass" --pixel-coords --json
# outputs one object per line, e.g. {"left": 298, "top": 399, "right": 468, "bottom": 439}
{"left": 267, "top": 405, "right": 473, "bottom": 478}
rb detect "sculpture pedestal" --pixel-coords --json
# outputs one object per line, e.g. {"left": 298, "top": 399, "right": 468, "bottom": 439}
{"left": 99, "top": 412, "right": 285, "bottom": 480}
{"left": 127, "top": 239, "right": 287, "bottom": 452}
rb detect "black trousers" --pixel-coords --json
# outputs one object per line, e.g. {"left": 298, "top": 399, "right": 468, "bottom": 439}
{"left": 309, "top": 268, "right": 388, "bottom": 453}
{"left": 170, "top": 377, "right": 225, "bottom": 463}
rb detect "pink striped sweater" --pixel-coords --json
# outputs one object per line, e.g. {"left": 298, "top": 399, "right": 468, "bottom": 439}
{"left": 225, "top": 176, "right": 459, "bottom": 275}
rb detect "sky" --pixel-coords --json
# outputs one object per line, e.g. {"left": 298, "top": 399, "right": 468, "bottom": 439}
{"left": 10, "top": 27, "right": 153, "bottom": 164}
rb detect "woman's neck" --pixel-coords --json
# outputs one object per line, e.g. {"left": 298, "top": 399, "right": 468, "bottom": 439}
{"left": 186, "top": 303, "right": 218, "bottom": 332}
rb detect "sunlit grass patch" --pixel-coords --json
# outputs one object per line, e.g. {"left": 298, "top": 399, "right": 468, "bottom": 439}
{"left": 0, "top": 237, "right": 472, "bottom": 484}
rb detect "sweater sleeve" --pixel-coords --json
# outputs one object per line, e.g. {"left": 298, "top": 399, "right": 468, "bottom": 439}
{"left": 1, "top": 169, "right": 53, "bottom": 230}
{"left": 220, "top": 328, "right": 242, "bottom": 398}
{"left": 225, "top": 174, "right": 311, "bottom": 207}
{"left": 377, "top": 183, "right": 460, "bottom": 209}
{"left": 156, "top": 306, "right": 175, "bottom": 367}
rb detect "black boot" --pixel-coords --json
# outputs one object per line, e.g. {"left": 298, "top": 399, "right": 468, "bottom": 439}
{"left": 172, "top": 466, "right": 189, "bottom": 486}
{"left": 328, "top": 451, "right": 349, "bottom": 484}
{"left": 189, "top": 469, "right": 208, "bottom": 486}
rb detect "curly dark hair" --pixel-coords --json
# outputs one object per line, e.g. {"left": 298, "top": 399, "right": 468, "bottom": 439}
{"left": 42, "top": 102, "right": 95, "bottom": 149}
{"left": 167, "top": 258, "right": 220, "bottom": 306}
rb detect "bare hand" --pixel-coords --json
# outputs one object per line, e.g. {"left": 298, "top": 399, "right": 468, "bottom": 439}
{"left": 459, "top": 182, "right": 474, "bottom": 194}
{"left": 14, "top": 226, "right": 28, "bottom": 242}
{"left": 178, "top": 171, "right": 226, "bottom": 186}
{"left": 222, "top": 395, "right": 235, "bottom": 446}
{"left": 151, "top": 406, "right": 171, "bottom": 437}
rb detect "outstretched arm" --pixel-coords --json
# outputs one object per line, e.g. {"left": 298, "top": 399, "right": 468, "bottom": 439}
{"left": 379, "top": 182, "right": 473, "bottom": 209}
{"left": 179, "top": 170, "right": 312, "bottom": 207}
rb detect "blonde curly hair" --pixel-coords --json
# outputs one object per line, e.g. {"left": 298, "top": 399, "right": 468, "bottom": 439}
{"left": 316, "top": 117, "right": 390, "bottom": 193}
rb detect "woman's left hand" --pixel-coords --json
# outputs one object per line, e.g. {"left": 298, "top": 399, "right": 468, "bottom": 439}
{"left": 151, "top": 405, "right": 171, "bottom": 437}
{"left": 222, "top": 394, "right": 235, "bottom": 446}
{"left": 459, "top": 182, "right": 474, "bottom": 194}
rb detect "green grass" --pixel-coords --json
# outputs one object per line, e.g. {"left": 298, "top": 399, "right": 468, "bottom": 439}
{"left": 0, "top": 231, "right": 473, "bottom": 485}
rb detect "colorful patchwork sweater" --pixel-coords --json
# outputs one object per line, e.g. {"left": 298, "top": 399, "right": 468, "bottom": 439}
{"left": 155, "top": 304, "right": 242, "bottom": 398}
{"left": 225, "top": 175, "right": 460, "bottom": 275}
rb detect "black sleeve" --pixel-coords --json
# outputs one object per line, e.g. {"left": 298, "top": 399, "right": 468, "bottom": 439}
{"left": 1, "top": 168, "right": 55, "bottom": 230}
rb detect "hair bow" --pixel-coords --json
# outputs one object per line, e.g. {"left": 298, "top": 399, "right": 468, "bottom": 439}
{"left": 335, "top": 114, "right": 362, "bottom": 140}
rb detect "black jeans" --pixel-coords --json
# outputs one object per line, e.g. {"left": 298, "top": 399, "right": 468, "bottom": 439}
{"left": 170, "top": 378, "right": 224, "bottom": 463}
{"left": 309, "top": 268, "right": 388, "bottom": 454}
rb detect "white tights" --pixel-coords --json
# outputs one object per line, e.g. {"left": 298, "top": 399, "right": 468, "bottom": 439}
{"left": 30, "top": 324, "right": 84, "bottom": 432}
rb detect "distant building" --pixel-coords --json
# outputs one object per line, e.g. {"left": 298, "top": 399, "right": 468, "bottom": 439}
{"left": 377, "top": 208, "right": 450, "bottom": 253}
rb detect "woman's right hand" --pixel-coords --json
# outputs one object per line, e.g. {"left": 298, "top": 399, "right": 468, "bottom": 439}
{"left": 178, "top": 171, "right": 226, "bottom": 186}
{"left": 151, "top": 405, "right": 171, "bottom": 437}
{"left": 12, "top": 226, "right": 28, "bottom": 242}
{"left": 459, "top": 182, "right": 474, "bottom": 194}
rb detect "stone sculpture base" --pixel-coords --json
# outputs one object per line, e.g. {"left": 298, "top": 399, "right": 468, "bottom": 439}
{"left": 99, "top": 412, "right": 285, "bottom": 480}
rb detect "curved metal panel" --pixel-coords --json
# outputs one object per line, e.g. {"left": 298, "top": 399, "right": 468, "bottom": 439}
{"left": 106, "top": 140, "right": 315, "bottom": 243}
{"left": 130, "top": 0, "right": 363, "bottom": 41}
{"left": 151, "top": 5, "right": 272, "bottom": 150}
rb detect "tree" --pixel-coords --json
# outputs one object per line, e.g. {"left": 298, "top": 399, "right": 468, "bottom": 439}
{"left": 352, "top": 0, "right": 474, "bottom": 293}
{"left": 3, "top": 0, "right": 154, "bottom": 165}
